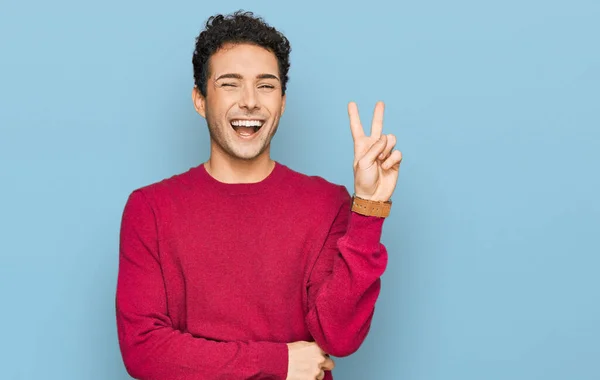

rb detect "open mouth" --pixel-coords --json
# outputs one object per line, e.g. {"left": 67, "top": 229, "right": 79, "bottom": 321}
{"left": 230, "top": 119, "right": 264, "bottom": 138}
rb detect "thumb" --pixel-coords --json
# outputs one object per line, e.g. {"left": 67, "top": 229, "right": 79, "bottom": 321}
{"left": 358, "top": 136, "right": 387, "bottom": 168}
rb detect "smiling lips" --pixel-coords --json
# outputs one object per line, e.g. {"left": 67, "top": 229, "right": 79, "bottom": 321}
{"left": 230, "top": 119, "right": 264, "bottom": 137}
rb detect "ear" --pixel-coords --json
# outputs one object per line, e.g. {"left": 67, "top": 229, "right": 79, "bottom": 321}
{"left": 280, "top": 93, "right": 286, "bottom": 115}
{"left": 192, "top": 86, "right": 206, "bottom": 118}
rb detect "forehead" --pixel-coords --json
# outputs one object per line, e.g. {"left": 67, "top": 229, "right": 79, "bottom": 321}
{"left": 209, "top": 43, "right": 279, "bottom": 78}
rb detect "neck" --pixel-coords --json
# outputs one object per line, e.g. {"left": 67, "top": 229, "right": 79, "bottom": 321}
{"left": 204, "top": 150, "right": 275, "bottom": 184}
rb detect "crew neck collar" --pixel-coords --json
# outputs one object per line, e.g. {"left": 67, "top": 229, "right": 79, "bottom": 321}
{"left": 195, "top": 161, "right": 287, "bottom": 195}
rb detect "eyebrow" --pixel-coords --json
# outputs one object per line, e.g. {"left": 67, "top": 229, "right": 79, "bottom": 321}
{"left": 215, "top": 73, "right": 280, "bottom": 81}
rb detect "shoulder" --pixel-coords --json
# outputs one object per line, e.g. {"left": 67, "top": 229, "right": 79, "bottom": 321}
{"left": 127, "top": 165, "right": 201, "bottom": 208}
{"left": 279, "top": 163, "right": 351, "bottom": 207}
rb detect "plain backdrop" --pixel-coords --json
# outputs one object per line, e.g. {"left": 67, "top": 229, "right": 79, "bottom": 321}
{"left": 1, "top": 0, "right": 599, "bottom": 379}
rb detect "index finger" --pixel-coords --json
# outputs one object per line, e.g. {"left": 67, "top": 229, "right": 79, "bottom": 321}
{"left": 347, "top": 101, "right": 365, "bottom": 141}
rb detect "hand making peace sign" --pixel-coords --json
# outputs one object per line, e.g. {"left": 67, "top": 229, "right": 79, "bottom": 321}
{"left": 349, "top": 101, "right": 403, "bottom": 202}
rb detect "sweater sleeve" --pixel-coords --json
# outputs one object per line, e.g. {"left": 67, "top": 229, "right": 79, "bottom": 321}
{"left": 305, "top": 189, "right": 388, "bottom": 357}
{"left": 116, "top": 190, "right": 288, "bottom": 380}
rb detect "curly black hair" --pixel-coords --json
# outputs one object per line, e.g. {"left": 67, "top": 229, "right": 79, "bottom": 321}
{"left": 192, "top": 10, "right": 291, "bottom": 96}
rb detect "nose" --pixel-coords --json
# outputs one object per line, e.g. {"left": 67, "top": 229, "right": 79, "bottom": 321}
{"left": 238, "top": 85, "right": 260, "bottom": 111}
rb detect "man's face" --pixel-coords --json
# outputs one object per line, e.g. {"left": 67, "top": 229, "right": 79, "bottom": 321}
{"left": 193, "top": 43, "right": 286, "bottom": 161}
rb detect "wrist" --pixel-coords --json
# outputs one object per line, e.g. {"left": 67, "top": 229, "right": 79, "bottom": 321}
{"left": 353, "top": 191, "right": 391, "bottom": 202}
{"left": 351, "top": 194, "right": 392, "bottom": 218}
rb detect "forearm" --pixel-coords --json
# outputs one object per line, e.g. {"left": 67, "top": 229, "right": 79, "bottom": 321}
{"left": 306, "top": 212, "right": 387, "bottom": 357}
{"left": 116, "top": 309, "right": 287, "bottom": 379}
{"left": 117, "top": 190, "right": 288, "bottom": 379}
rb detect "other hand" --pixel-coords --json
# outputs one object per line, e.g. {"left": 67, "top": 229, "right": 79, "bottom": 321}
{"left": 286, "top": 341, "right": 335, "bottom": 380}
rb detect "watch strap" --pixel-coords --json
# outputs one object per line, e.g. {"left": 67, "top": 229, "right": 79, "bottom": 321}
{"left": 351, "top": 195, "right": 392, "bottom": 218}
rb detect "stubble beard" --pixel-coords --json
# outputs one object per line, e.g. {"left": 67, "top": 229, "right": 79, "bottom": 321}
{"left": 205, "top": 110, "right": 280, "bottom": 162}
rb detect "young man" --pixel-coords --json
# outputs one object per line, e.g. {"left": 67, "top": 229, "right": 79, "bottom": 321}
{"left": 116, "top": 11, "right": 402, "bottom": 380}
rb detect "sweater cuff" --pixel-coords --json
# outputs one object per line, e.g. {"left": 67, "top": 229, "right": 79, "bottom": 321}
{"left": 343, "top": 211, "right": 385, "bottom": 250}
{"left": 253, "top": 342, "right": 288, "bottom": 379}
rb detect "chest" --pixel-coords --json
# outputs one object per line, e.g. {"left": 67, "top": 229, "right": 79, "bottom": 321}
{"left": 162, "top": 204, "right": 322, "bottom": 298}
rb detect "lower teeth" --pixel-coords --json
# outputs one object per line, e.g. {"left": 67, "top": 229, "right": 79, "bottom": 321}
{"left": 233, "top": 126, "right": 259, "bottom": 135}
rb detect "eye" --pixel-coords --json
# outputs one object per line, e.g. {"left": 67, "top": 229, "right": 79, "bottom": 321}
{"left": 221, "top": 82, "right": 237, "bottom": 87}
{"left": 258, "top": 84, "right": 275, "bottom": 90}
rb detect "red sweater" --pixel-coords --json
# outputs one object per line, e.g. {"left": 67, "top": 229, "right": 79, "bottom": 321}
{"left": 116, "top": 162, "right": 388, "bottom": 380}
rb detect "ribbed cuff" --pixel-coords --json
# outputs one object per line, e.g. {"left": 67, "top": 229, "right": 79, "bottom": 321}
{"left": 253, "top": 341, "right": 289, "bottom": 379}
{"left": 343, "top": 212, "right": 385, "bottom": 250}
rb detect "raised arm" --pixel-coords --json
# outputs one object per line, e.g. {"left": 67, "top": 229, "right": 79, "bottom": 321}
{"left": 305, "top": 190, "right": 387, "bottom": 357}
{"left": 305, "top": 101, "right": 402, "bottom": 357}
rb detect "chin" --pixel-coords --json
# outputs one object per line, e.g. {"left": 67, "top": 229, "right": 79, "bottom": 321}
{"left": 228, "top": 146, "right": 268, "bottom": 161}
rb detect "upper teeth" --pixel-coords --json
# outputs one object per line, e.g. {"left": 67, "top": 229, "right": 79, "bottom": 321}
{"left": 231, "top": 120, "right": 263, "bottom": 127}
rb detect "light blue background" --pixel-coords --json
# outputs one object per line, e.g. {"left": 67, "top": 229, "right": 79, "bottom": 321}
{"left": 1, "top": 0, "right": 599, "bottom": 379}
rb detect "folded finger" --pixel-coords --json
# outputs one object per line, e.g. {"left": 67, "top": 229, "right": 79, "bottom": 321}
{"left": 321, "top": 357, "right": 335, "bottom": 371}
{"left": 382, "top": 150, "right": 402, "bottom": 170}
{"left": 378, "top": 133, "right": 396, "bottom": 160}
{"left": 358, "top": 135, "right": 388, "bottom": 169}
